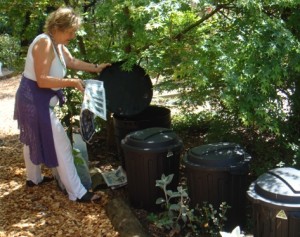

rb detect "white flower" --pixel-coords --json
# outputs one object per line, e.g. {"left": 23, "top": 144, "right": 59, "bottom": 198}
{"left": 220, "top": 226, "right": 245, "bottom": 237}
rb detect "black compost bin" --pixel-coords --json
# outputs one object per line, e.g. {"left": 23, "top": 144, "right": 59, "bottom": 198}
{"left": 97, "top": 61, "right": 153, "bottom": 116}
{"left": 183, "top": 142, "right": 251, "bottom": 230}
{"left": 114, "top": 105, "right": 171, "bottom": 168}
{"left": 247, "top": 167, "right": 300, "bottom": 237}
{"left": 121, "top": 127, "right": 183, "bottom": 211}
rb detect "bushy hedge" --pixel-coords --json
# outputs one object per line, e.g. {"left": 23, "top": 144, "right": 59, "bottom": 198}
{"left": 0, "top": 34, "right": 22, "bottom": 71}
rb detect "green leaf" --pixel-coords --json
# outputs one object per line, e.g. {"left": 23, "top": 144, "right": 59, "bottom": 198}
{"left": 169, "top": 204, "right": 180, "bottom": 211}
{"left": 156, "top": 198, "right": 166, "bottom": 205}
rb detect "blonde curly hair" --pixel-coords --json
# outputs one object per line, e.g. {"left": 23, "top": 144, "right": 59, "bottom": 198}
{"left": 44, "top": 7, "right": 81, "bottom": 34}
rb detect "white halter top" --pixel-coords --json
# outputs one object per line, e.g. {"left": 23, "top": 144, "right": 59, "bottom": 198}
{"left": 23, "top": 33, "right": 67, "bottom": 81}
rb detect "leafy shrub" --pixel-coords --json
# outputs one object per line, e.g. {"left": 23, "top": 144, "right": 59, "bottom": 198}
{"left": 149, "top": 174, "right": 230, "bottom": 237}
{"left": 0, "top": 34, "right": 22, "bottom": 70}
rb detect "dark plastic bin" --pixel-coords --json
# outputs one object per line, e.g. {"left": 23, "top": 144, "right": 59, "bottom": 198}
{"left": 121, "top": 127, "right": 183, "bottom": 211}
{"left": 247, "top": 167, "right": 300, "bottom": 237}
{"left": 183, "top": 142, "right": 251, "bottom": 230}
{"left": 113, "top": 106, "right": 171, "bottom": 168}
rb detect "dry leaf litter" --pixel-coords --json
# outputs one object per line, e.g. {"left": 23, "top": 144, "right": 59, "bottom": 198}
{"left": 0, "top": 76, "right": 119, "bottom": 237}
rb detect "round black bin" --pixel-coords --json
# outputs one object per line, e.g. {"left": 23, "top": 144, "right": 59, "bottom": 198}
{"left": 121, "top": 127, "right": 183, "bottom": 211}
{"left": 113, "top": 105, "right": 171, "bottom": 168}
{"left": 183, "top": 142, "right": 251, "bottom": 231}
{"left": 247, "top": 167, "right": 300, "bottom": 237}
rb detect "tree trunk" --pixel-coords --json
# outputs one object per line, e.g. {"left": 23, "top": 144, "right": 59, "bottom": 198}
{"left": 123, "top": 6, "right": 133, "bottom": 53}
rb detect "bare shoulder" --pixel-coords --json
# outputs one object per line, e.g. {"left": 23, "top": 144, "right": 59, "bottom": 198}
{"left": 33, "top": 37, "right": 52, "bottom": 50}
{"left": 32, "top": 37, "right": 54, "bottom": 57}
{"left": 62, "top": 45, "right": 71, "bottom": 55}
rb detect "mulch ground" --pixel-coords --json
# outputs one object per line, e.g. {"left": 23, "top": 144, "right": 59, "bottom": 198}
{"left": 0, "top": 133, "right": 122, "bottom": 237}
{"left": 0, "top": 75, "right": 119, "bottom": 237}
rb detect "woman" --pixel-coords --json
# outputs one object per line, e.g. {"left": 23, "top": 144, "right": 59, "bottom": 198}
{"left": 14, "top": 7, "right": 110, "bottom": 202}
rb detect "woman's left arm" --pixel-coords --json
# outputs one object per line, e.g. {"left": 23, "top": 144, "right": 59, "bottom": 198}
{"left": 62, "top": 45, "right": 111, "bottom": 73}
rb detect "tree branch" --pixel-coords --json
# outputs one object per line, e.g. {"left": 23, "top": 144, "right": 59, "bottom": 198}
{"left": 173, "top": 4, "right": 225, "bottom": 41}
{"left": 136, "top": 4, "right": 228, "bottom": 56}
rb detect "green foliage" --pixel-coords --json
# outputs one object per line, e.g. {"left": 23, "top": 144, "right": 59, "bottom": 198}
{"left": 172, "top": 112, "right": 210, "bottom": 132}
{"left": 54, "top": 86, "right": 83, "bottom": 142}
{"left": 151, "top": 174, "right": 230, "bottom": 236}
{"left": 194, "top": 202, "right": 229, "bottom": 237}
{"left": 155, "top": 174, "right": 191, "bottom": 233}
{"left": 72, "top": 148, "right": 85, "bottom": 165}
{"left": 0, "top": 0, "right": 62, "bottom": 41}
{"left": 0, "top": 34, "right": 22, "bottom": 70}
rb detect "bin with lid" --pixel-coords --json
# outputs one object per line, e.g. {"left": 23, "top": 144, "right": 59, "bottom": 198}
{"left": 97, "top": 61, "right": 172, "bottom": 168}
{"left": 183, "top": 142, "right": 251, "bottom": 230}
{"left": 247, "top": 167, "right": 300, "bottom": 237}
{"left": 113, "top": 105, "right": 171, "bottom": 168}
{"left": 121, "top": 127, "right": 183, "bottom": 211}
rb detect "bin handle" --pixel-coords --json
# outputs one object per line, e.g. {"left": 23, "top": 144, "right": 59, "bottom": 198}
{"left": 167, "top": 150, "right": 173, "bottom": 157}
{"left": 137, "top": 128, "right": 173, "bottom": 141}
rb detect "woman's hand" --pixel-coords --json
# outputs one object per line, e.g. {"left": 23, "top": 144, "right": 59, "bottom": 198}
{"left": 72, "top": 79, "right": 85, "bottom": 93}
{"left": 95, "top": 63, "right": 111, "bottom": 73}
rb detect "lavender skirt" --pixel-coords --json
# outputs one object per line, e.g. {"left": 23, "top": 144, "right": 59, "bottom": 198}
{"left": 14, "top": 75, "right": 65, "bottom": 167}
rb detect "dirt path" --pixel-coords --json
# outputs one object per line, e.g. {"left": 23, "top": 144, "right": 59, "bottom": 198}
{"left": 0, "top": 76, "right": 20, "bottom": 137}
{"left": 0, "top": 76, "right": 119, "bottom": 237}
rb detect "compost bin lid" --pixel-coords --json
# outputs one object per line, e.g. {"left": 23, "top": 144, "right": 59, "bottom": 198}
{"left": 185, "top": 142, "right": 249, "bottom": 168}
{"left": 122, "top": 127, "right": 182, "bottom": 149}
{"left": 97, "top": 61, "right": 153, "bottom": 116}
{"left": 253, "top": 167, "right": 300, "bottom": 204}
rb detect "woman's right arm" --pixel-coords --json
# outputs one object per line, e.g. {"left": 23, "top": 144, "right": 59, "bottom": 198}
{"left": 32, "top": 38, "right": 84, "bottom": 92}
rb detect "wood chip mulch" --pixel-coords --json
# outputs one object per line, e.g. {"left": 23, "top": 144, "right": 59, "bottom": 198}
{"left": 0, "top": 135, "right": 120, "bottom": 237}
{"left": 0, "top": 76, "right": 120, "bottom": 237}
